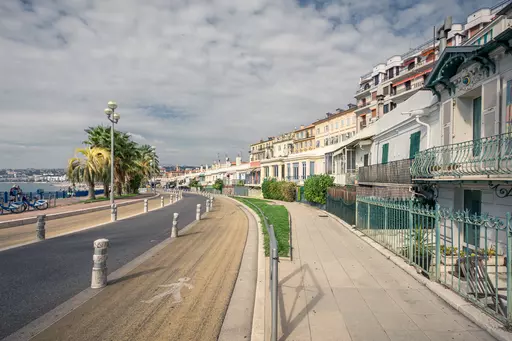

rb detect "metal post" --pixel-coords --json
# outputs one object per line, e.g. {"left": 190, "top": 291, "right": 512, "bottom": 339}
{"left": 271, "top": 246, "right": 278, "bottom": 341}
{"left": 367, "top": 202, "right": 370, "bottom": 232}
{"left": 144, "top": 199, "right": 148, "bottom": 213}
{"left": 36, "top": 214, "right": 46, "bottom": 240}
{"left": 91, "top": 238, "right": 109, "bottom": 289}
{"left": 196, "top": 204, "right": 201, "bottom": 221}
{"left": 206, "top": 200, "right": 210, "bottom": 213}
{"left": 110, "top": 120, "right": 115, "bottom": 209}
{"left": 111, "top": 203, "right": 117, "bottom": 222}
{"left": 355, "top": 200, "right": 359, "bottom": 227}
{"left": 171, "top": 213, "right": 179, "bottom": 238}
{"left": 160, "top": 196, "right": 164, "bottom": 207}
{"left": 507, "top": 212, "right": 512, "bottom": 326}
{"left": 435, "top": 204, "right": 441, "bottom": 281}
{"left": 408, "top": 200, "right": 414, "bottom": 264}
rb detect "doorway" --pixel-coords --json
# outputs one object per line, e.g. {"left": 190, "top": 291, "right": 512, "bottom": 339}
{"left": 473, "top": 97, "right": 482, "bottom": 156}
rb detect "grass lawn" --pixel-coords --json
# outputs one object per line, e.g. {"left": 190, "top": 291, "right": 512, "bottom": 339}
{"left": 235, "top": 197, "right": 290, "bottom": 257}
{"left": 81, "top": 193, "right": 139, "bottom": 204}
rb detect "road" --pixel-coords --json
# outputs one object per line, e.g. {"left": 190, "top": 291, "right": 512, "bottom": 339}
{"left": 33, "top": 197, "right": 248, "bottom": 341}
{"left": 0, "top": 193, "right": 207, "bottom": 340}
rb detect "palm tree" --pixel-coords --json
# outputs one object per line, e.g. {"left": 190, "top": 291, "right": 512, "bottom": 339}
{"left": 67, "top": 147, "right": 110, "bottom": 200}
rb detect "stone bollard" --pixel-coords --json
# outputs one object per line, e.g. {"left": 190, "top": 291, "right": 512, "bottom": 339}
{"left": 209, "top": 198, "right": 213, "bottom": 211}
{"left": 171, "top": 213, "right": 179, "bottom": 238}
{"left": 206, "top": 199, "right": 210, "bottom": 213}
{"left": 196, "top": 204, "right": 201, "bottom": 221}
{"left": 144, "top": 199, "right": 148, "bottom": 213}
{"left": 37, "top": 214, "right": 46, "bottom": 240}
{"left": 91, "top": 238, "right": 109, "bottom": 289}
{"left": 111, "top": 203, "right": 117, "bottom": 222}
{"left": 160, "top": 196, "right": 164, "bottom": 207}
{"left": 169, "top": 194, "right": 173, "bottom": 204}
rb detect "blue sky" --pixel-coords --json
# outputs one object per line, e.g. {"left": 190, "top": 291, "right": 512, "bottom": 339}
{"left": 0, "top": 0, "right": 501, "bottom": 167}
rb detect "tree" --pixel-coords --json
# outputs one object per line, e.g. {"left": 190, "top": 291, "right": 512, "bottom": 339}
{"left": 67, "top": 147, "right": 110, "bottom": 200}
{"left": 304, "top": 174, "right": 334, "bottom": 205}
{"left": 213, "top": 179, "right": 224, "bottom": 192}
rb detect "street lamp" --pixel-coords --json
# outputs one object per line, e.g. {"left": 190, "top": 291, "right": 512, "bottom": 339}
{"left": 104, "top": 101, "right": 120, "bottom": 210}
{"left": 151, "top": 146, "right": 156, "bottom": 193}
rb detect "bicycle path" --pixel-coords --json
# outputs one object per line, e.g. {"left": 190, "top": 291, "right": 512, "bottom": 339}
{"left": 0, "top": 193, "right": 206, "bottom": 340}
{"left": 26, "top": 197, "right": 248, "bottom": 341}
{"left": 275, "top": 202, "right": 496, "bottom": 341}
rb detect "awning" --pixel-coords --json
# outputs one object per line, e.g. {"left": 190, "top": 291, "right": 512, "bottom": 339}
{"left": 402, "top": 58, "right": 416, "bottom": 67}
{"left": 421, "top": 47, "right": 436, "bottom": 57}
{"left": 393, "top": 68, "right": 433, "bottom": 86}
{"left": 246, "top": 168, "right": 260, "bottom": 174}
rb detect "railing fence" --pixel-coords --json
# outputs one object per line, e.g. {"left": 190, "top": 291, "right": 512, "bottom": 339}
{"left": 326, "top": 187, "right": 356, "bottom": 226}
{"left": 356, "top": 196, "right": 512, "bottom": 325}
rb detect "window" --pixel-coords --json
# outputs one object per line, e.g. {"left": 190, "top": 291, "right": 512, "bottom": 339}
{"left": 391, "top": 86, "right": 396, "bottom": 96}
{"left": 371, "top": 109, "right": 377, "bottom": 117}
{"left": 341, "top": 119, "right": 345, "bottom": 127}
{"left": 363, "top": 154, "right": 369, "bottom": 167}
{"left": 390, "top": 102, "right": 397, "bottom": 110}
{"left": 310, "top": 161, "right": 315, "bottom": 176}
{"left": 308, "top": 140, "right": 312, "bottom": 147}
{"left": 273, "top": 165, "right": 279, "bottom": 178}
{"left": 364, "top": 83, "right": 370, "bottom": 90}
{"left": 409, "top": 131, "right": 421, "bottom": 159}
{"left": 293, "top": 163, "right": 299, "bottom": 180}
{"left": 317, "top": 128, "right": 320, "bottom": 134}
{"left": 335, "top": 121, "right": 339, "bottom": 129}
{"left": 316, "top": 140, "right": 320, "bottom": 147}
{"left": 382, "top": 143, "right": 389, "bottom": 164}
{"left": 405, "top": 80, "right": 411, "bottom": 90}
{"left": 388, "top": 67, "right": 394, "bottom": 79}
{"left": 374, "top": 74, "right": 379, "bottom": 86}
{"left": 278, "top": 145, "right": 281, "bottom": 151}
{"left": 383, "top": 104, "right": 389, "bottom": 114}
{"left": 302, "top": 162, "right": 306, "bottom": 179}
{"left": 395, "top": 66, "right": 400, "bottom": 76}
{"left": 383, "top": 86, "right": 389, "bottom": 96}
{"left": 324, "top": 138, "right": 328, "bottom": 146}
{"left": 372, "top": 91, "right": 377, "bottom": 101}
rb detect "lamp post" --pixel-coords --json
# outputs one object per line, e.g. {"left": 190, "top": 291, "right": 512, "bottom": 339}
{"left": 104, "top": 101, "right": 120, "bottom": 209}
{"left": 151, "top": 146, "right": 156, "bottom": 193}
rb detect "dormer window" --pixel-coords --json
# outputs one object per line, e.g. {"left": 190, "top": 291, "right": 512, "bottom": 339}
{"left": 364, "top": 83, "right": 370, "bottom": 90}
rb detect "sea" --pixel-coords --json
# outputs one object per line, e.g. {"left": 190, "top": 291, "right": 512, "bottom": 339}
{"left": 0, "top": 182, "right": 67, "bottom": 193}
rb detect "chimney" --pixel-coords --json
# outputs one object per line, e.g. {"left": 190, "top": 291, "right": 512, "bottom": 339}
{"left": 300, "top": 125, "right": 305, "bottom": 129}
{"left": 326, "top": 112, "right": 332, "bottom": 118}
{"left": 336, "top": 108, "right": 344, "bottom": 113}
{"left": 236, "top": 156, "right": 241, "bottom": 166}
{"left": 347, "top": 103, "right": 357, "bottom": 109}
{"left": 437, "top": 16, "right": 452, "bottom": 54}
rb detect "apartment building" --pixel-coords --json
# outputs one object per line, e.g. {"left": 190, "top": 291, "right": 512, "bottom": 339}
{"left": 260, "top": 132, "right": 295, "bottom": 183}
{"left": 314, "top": 105, "right": 357, "bottom": 149}
{"left": 249, "top": 137, "right": 273, "bottom": 161}
{"left": 292, "top": 124, "right": 315, "bottom": 153}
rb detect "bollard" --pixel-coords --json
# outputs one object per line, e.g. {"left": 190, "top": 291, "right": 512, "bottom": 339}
{"left": 144, "top": 199, "right": 148, "bottom": 213}
{"left": 209, "top": 198, "right": 213, "bottom": 211}
{"left": 91, "top": 238, "right": 110, "bottom": 289}
{"left": 206, "top": 200, "right": 210, "bottom": 213}
{"left": 111, "top": 203, "right": 117, "bottom": 222}
{"left": 171, "top": 212, "right": 179, "bottom": 238}
{"left": 161, "top": 196, "right": 164, "bottom": 207}
{"left": 36, "top": 214, "right": 46, "bottom": 240}
{"left": 196, "top": 204, "right": 201, "bottom": 221}
{"left": 169, "top": 194, "right": 173, "bottom": 204}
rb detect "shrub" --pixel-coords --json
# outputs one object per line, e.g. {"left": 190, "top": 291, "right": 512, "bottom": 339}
{"left": 213, "top": 179, "right": 224, "bottom": 192}
{"left": 262, "top": 178, "right": 296, "bottom": 202}
{"left": 304, "top": 174, "right": 334, "bottom": 205}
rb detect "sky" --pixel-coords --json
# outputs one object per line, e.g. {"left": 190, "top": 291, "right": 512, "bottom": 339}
{"left": 0, "top": 0, "right": 501, "bottom": 168}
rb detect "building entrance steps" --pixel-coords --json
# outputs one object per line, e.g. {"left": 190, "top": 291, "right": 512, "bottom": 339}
{"left": 273, "top": 202, "right": 497, "bottom": 341}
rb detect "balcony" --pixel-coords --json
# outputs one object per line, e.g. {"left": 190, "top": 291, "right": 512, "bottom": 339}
{"left": 411, "top": 133, "right": 512, "bottom": 179}
{"left": 358, "top": 159, "right": 413, "bottom": 184}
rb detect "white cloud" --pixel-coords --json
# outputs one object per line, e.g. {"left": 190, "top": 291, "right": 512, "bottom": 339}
{"left": 0, "top": 0, "right": 499, "bottom": 167}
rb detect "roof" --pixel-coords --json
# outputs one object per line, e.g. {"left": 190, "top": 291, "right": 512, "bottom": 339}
{"left": 424, "top": 28, "right": 512, "bottom": 99}
{"left": 311, "top": 107, "right": 358, "bottom": 126}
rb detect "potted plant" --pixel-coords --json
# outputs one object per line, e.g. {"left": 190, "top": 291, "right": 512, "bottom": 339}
{"left": 401, "top": 228, "right": 434, "bottom": 277}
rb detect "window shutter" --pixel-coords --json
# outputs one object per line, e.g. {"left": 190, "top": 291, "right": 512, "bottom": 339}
{"left": 382, "top": 143, "right": 389, "bottom": 164}
{"left": 481, "top": 77, "right": 500, "bottom": 137}
{"left": 441, "top": 99, "right": 453, "bottom": 145}
{"left": 409, "top": 131, "right": 421, "bottom": 159}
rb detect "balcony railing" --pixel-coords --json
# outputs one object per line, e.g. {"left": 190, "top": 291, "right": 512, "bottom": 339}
{"left": 411, "top": 133, "right": 512, "bottom": 179}
{"left": 358, "top": 159, "right": 413, "bottom": 184}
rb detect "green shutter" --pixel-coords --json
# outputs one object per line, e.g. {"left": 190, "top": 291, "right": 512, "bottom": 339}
{"left": 382, "top": 143, "right": 389, "bottom": 164}
{"left": 409, "top": 131, "right": 421, "bottom": 159}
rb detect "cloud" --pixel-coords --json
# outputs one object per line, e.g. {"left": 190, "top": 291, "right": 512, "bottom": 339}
{"left": 0, "top": 0, "right": 499, "bottom": 168}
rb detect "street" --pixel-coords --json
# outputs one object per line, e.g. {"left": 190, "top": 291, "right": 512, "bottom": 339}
{"left": 0, "top": 193, "right": 206, "bottom": 339}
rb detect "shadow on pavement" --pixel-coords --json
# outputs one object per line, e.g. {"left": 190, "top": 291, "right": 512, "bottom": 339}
{"left": 108, "top": 266, "right": 166, "bottom": 285}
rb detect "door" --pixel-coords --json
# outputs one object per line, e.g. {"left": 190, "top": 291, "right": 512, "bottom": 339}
{"left": 473, "top": 97, "right": 482, "bottom": 157}
{"left": 463, "top": 190, "right": 481, "bottom": 249}
{"left": 409, "top": 131, "right": 421, "bottom": 159}
{"left": 441, "top": 99, "right": 453, "bottom": 169}
{"left": 363, "top": 154, "right": 369, "bottom": 167}
{"left": 481, "top": 77, "right": 500, "bottom": 170}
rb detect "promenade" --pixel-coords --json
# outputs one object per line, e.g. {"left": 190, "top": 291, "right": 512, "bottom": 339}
{"left": 15, "top": 197, "right": 248, "bottom": 341}
{"left": 275, "top": 202, "right": 496, "bottom": 341}
{"left": 0, "top": 195, "right": 162, "bottom": 250}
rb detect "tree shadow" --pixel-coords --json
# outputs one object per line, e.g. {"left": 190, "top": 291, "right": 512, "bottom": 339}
{"left": 278, "top": 263, "right": 324, "bottom": 340}
{"left": 108, "top": 266, "right": 166, "bottom": 285}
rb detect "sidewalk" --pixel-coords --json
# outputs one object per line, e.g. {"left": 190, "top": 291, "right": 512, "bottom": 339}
{"left": 26, "top": 197, "right": 248, "bottom": 341}
{"left": 0, "top": 193, "right": 153, "bottom": 222}
{"left": 276, "top": 202, "right": 497, "bottom": 341}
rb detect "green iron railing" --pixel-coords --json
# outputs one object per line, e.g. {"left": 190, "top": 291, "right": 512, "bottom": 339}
{"left": 356, "top": 196, "right": 512, "bottom": 325}
{"left": 411, "top": 133, "right": 512, "bottom": 178}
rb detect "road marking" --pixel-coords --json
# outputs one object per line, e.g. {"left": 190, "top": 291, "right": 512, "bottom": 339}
{"left": 141, "top": 277, "right": 193, "bottom": 304}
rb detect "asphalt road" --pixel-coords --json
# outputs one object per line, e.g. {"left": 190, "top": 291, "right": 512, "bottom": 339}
{"left": 0, "top": 193, "right": 206, "bottom": 340}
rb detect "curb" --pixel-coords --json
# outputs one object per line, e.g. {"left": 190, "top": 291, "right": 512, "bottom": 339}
{"left": 217, "top": 196, "right": 259, "bottom": 340}
{"left": 2, "top": 201, "right": 198, "bottom": 341}
{"left": 323, "top": 210, "right": 512, "bottom": 341}
{"left": 0, "top": 194, "right": 182, "bottom": 253}
{"left": 225, "top": 196, "right": 266, "bottom": 341}
{"left": 0, "top": 194, "right": 160, "bottom": 229}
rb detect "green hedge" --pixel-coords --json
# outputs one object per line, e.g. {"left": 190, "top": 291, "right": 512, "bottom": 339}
{"left": 304, "top": 174, "right": 334, "bottom": 205}
{"left": 262, "top": 178, "right": 296, "bottom": 202}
